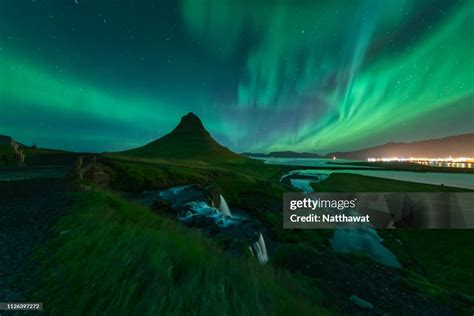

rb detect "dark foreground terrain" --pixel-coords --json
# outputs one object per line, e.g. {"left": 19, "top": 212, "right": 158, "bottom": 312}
{"left": 0, "top": 164, "right": 473, "bottom": 315}
{"left": 0, "top": 178, "right": 72, "bottom": 303}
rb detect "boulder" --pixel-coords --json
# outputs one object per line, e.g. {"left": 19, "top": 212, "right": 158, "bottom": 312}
{"left": 151, "top": 199, "right": 176, "bottom": 216}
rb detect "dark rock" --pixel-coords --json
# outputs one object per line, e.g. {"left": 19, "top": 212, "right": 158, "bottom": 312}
{"left": 151, "top": 199, "right": 175, "bottom": 216}
{"left": 82, "top": 160, "right": 110, "bottom": 188}
{"left": 196, "top": 184, "right": 221, "bottom": 208}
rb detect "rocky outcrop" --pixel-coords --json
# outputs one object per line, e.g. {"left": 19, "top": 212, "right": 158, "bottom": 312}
{"left": 83, "top": 157, "right": 109, "bottom": 187}
{"left": 11, "top": 140, "right": 25, "bottom": 167}
{"left": 68, "top": 156, "right": 110, "bottom": 188}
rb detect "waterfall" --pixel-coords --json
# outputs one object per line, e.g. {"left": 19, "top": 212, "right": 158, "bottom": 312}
{"left": 218, "top": 195, "right": 232, "bottom": 216}
{"left": 251, "top": 233, "right": 269, "bottom": 264}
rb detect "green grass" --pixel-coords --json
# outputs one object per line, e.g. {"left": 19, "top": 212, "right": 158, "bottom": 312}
{"left": 382, "top": 230, "right": 474, "bottom": 296}
{"left": 31, "top": 190, "right": 326, "bottom": 315}
{"left": 101, "top": 155, "right": 288, "bottom": 204}
{"left": 311, "top": 173, "right": 473, "bottom": 192}
{"left": 378, "top": 229, "right": 474, "bottom": 313}
{"left": 101, "top": 157, "right": 209, "bottom": 192}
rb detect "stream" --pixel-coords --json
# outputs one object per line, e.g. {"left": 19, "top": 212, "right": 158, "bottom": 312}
{"left": 127, "top": 185, "right": 270, "bottom": 264}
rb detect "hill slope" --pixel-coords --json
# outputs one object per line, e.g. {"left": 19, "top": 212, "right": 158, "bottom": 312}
{"left": 122, "top": 113, "right": 242, "bottom": 161}
{"left": 327, "top": 133, "right": 474, "bottom": 160}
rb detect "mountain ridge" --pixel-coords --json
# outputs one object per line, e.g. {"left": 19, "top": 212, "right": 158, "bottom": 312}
{"left": 241, "top": 133, "right": 474, "bottom": 160}
{"left": 326, "top": 133, "right": 474, "bottom": 160}
{"left": 121, "top": 112, "right": 243, "bottom": 160}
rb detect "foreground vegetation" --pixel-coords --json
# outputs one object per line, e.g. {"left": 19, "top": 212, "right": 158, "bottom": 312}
{"left": 383, "top": 229, "right": 474, "bottom": 296}
{"left": 101, "top": 155, "right": 289, "bottom": 203}
{"left": 311, "top": 172, "right": 474, "bottom": 306}
{"left": 100, "top": 156, "right": 335, "bottom": 248}
{"left": 2, "top": 148, "right": 470, "bottom": 313}
{"left": 31, "top": 190, "right": 326, "bottom": 315}
{"left": 99, "top": 157, "right": 474, "bottom": 309}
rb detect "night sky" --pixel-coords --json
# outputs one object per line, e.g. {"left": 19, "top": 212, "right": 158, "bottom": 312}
{"left": 0, "top": 0, "right": 472, "bottom": 153}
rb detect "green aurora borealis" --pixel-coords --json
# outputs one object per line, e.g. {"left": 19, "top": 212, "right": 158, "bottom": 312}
{"left": 0, "top": 0, "right": 472, "bottom": 153}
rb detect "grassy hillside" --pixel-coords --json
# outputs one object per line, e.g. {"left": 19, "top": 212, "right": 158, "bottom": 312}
{"left": 31, "top": 190, "right": 326, "bottom": 315}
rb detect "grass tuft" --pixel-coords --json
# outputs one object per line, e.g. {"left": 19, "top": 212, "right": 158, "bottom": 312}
{"left": 32, "top": 190, "right": 326, "bottom": 315}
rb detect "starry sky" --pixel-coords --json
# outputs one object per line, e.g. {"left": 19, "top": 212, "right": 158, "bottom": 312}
{"left": 0, "top": 0, "right": 472, "bottom": 153}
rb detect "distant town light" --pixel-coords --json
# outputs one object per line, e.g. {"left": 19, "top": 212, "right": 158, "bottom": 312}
{"left": 367, "top": 157, "right": 473, "bottom": 163}
{"left": 367, "top": 157, "right": 473, "bottom": 169}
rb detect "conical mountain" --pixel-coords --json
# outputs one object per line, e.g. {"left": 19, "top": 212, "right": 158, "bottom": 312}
{"left": 123, "top": 113, "right": 242, "bottom": 160}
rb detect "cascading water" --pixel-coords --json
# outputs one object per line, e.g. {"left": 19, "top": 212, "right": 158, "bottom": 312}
{"left": 251, "top": 233, "right": 269, "bottom": 264}
{"left": 218, "top": 195, "right": 232, "bottom": 216}
{"left": 181, "top": 201, "right": 240, "bottom": 227}
{"left": 144, "top": 184, "right": 270, "bottom": 264}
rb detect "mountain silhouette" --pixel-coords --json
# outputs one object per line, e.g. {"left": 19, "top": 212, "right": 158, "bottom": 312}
{"left": 123, "top": 113, "right": 242, "bottom": 160}
{"left": 327, "top": 133, "right": 474, "bottom": 160}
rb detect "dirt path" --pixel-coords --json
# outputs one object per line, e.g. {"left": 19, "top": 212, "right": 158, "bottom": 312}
{"left": 0, "top": 178, "right": 72, "bottom": 303}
